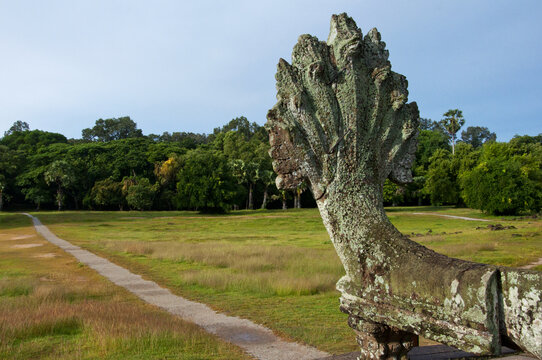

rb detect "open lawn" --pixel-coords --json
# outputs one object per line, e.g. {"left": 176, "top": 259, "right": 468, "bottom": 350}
{"left": 0, "top": 214, "right": 252, "bottom": 359}
{"left": 1, "top": 207, "right": 541, "bottom": 355}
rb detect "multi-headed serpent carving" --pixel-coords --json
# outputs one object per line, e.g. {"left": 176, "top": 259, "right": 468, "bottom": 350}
{"left": 266, "top": 13, "right": 541, "bottom": 360}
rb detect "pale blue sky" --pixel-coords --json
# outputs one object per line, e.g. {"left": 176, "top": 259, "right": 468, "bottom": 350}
{"left": 0, "top": 1, "right": 540, "bottom": 140}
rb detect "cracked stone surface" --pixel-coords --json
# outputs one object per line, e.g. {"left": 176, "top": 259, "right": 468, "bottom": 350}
{"left": 266, "top": 13, "right": 541, "bottom": 360}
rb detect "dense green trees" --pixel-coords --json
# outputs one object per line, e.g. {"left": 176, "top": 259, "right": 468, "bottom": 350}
{"left": 414, "top": 129, "right": 450, "bottom": 172}
{"left": 4, "top": 121, "right": 30, "bottom": 136}
{"left": 213, "top": 116, "right": 273, "bottom": 210}
{"left": 82, "top": 117, "right": 143, "bottom": 142}
{"left": 422, "top": 143, "right": 479, "bottom": 206}
{"left": 383, "top": 180, "right": 403, "bottom": 207}
{"left": 418, "top": 137, "right": 542, "bottom": 215}
{"left": 0, "top": 145, "right": 21, "bottom": 210}
{"left": 388, "top": 113, "right": 541, "bottom": 215}
{"left": 1, "top": 117, "right": 540, "bottom": 215}
{"left": 259, "top": 170, "right": 275, "bottom": 209}
{"left": 0, "top": 117, "right": 277, "bottom": 213}
{"left": 1, "top": 129, "right": 67, "bottom": 152}
{"left": 156, "top": 132, "right": 208, "bottom": 148}
{"left": 176, "top": 149, "right": 237, "bottom": 212}
{"left": 44, "top": 160, "right": 76, "bottom": 210}
{"left": 230, "top": 160, "right": 260, "bottom": 210}
{"left": 124, "top": 177, "right": 157, "bottom": 211}
{"left": 460, "top": 142, "right": 542, "bottom": 215}
{"left": 89, "top": 178, "right": 124, "bottom": 210}
{"left": 423, "top": 149, "right": 458, "bottom": 205}
{"left": 461, "top": 126, "right": 496, "bottom": 148}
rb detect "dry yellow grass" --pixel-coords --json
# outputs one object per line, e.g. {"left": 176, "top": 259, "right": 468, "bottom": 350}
{"left": 16, "top": 208, "right": 542, "bottom": 354}
{"left": 0, "top": 214, "right": 252, "bottom": 360}
{"left": 106, "top": 240, "right": 344, "bottom": 296}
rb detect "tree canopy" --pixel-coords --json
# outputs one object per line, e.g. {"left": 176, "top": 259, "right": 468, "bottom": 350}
{"left": 82, "top": 116, "right": 143, "bottom": 142}
{"left": 0, "top": 116, "right": 539, "bottom": 216}
{"left": 460, "top": 142, "right": 542, "bottom": 215}
{"left": 176, "top": 148, "right": 237, "bottom": 213}
{"left": 4, "top": 121, "right": 30, "bottom": 136}
{"left": 461, "top": 126, "right": 496, "bottom": 148}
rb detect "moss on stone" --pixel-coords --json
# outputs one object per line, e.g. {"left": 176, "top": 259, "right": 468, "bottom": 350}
{"left": 267, "top": 12, "right": 541, "bottom": 360}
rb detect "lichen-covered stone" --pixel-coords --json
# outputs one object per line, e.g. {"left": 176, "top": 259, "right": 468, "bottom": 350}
{"left": 266, "top": 13, "right": 542, "bottom": 360}
{"left": 499, "top": 268, "right": 542, "bottom": 358}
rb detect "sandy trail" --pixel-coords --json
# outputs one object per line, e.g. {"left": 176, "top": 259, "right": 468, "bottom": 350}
{"left": 22, "top": 213, "right": 328, "bottom": 360}
{"left": 410, "top": 212, "right": 491, "bottom": 222}
{"left": 520, "top": 258, "right": 542, "bottom": 270}
{"left": 1, "top": 234, "right": 37, "bottom": 241}
{"left": 10, "top": 243, "right": 43, "bottom": 249}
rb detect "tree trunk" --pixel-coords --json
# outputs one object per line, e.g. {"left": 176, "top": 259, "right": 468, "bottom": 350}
{"left": 0, "top": 191, "right": 3, "bottom": 211}
{"left": 57, "top": 187, "right": 62, "bottom": 211}
{"left": 36, "top": 201, "right": 40, "bottom": 211}
{"left": 261, "top": 186, "right": 269, "bottom": 209}
{"left": 296, "top": 191, "right": 301, "bottom": 208}
{"left": 282, "top": 198, "right": 287, "bottom": 210}
{"left": 248, "top": 183, "right": 254, "bottom": 210}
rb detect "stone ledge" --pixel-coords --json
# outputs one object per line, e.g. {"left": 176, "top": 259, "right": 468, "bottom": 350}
{"left": 319, "top": 345, "right": 532, "bottom": 360}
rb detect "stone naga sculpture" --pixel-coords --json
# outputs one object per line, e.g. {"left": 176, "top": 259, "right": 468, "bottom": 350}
{"left": 266, "top": 13, "right": 542, "bottom": 360}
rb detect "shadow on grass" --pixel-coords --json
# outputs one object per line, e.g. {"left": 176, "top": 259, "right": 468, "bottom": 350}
{"left": 1, "top": 208, "right": 315, "bottom": 231}
{"left": 10, "top": 317, "right": 82, "bottom": 343}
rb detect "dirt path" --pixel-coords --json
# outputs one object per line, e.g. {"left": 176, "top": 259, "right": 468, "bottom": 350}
{"left": 520, "top": 258, "right": 542, "bottom": 270}
{"left": 410, "top": 212, "right": 491, "bottom": 222}
{"left": 23, "top": 213, "right": 328, "bottom": 360}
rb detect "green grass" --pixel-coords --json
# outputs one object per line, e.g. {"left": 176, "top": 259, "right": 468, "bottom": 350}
{"left": 0, "top": 278, "right": 36, "bottom": 297}
{"left": 2, "top": 207, "right": 541, "bottom": 354}
{"left": 0, "top": 215, "right": 252, "bottom": 360}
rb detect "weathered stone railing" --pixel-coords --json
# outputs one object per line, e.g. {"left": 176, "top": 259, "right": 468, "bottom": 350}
{"left": 266, "top": 13, "right": 541, "bottom": 360}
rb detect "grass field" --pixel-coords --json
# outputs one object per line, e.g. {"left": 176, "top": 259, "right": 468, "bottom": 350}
{"left": 0, "top": 214, "right": 252, "bottom": 359}
{"left": 1, "top": 207, "right": 541, "bottom": 356}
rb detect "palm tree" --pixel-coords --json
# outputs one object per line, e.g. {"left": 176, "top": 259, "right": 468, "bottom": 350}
{"left": 44, "top": 160, "right": 75, "bottom": 210}
{"left": 439, "top": 109, "right": 465, "bottom": 155}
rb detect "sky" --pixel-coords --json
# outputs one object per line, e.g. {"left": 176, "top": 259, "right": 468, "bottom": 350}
{"left": 0, "top": 0, "right": 541, "bottom": 141}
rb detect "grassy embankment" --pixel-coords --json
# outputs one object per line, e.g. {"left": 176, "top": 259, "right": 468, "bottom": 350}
{"left": 2, "top": 207, "right": 541, "bottom": 355}
{"left": 0, "top": 214, "right": 252, "bottom": 360}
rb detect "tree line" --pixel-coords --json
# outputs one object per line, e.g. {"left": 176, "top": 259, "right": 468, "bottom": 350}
{"left": 1, "top": 111, "right": 541, "bottom": 215}
{"left": 384, "top": 112, "right": 542, "bottom": 215}
{"left": 0, "top": 117, "right": 311, "bottom": 213}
